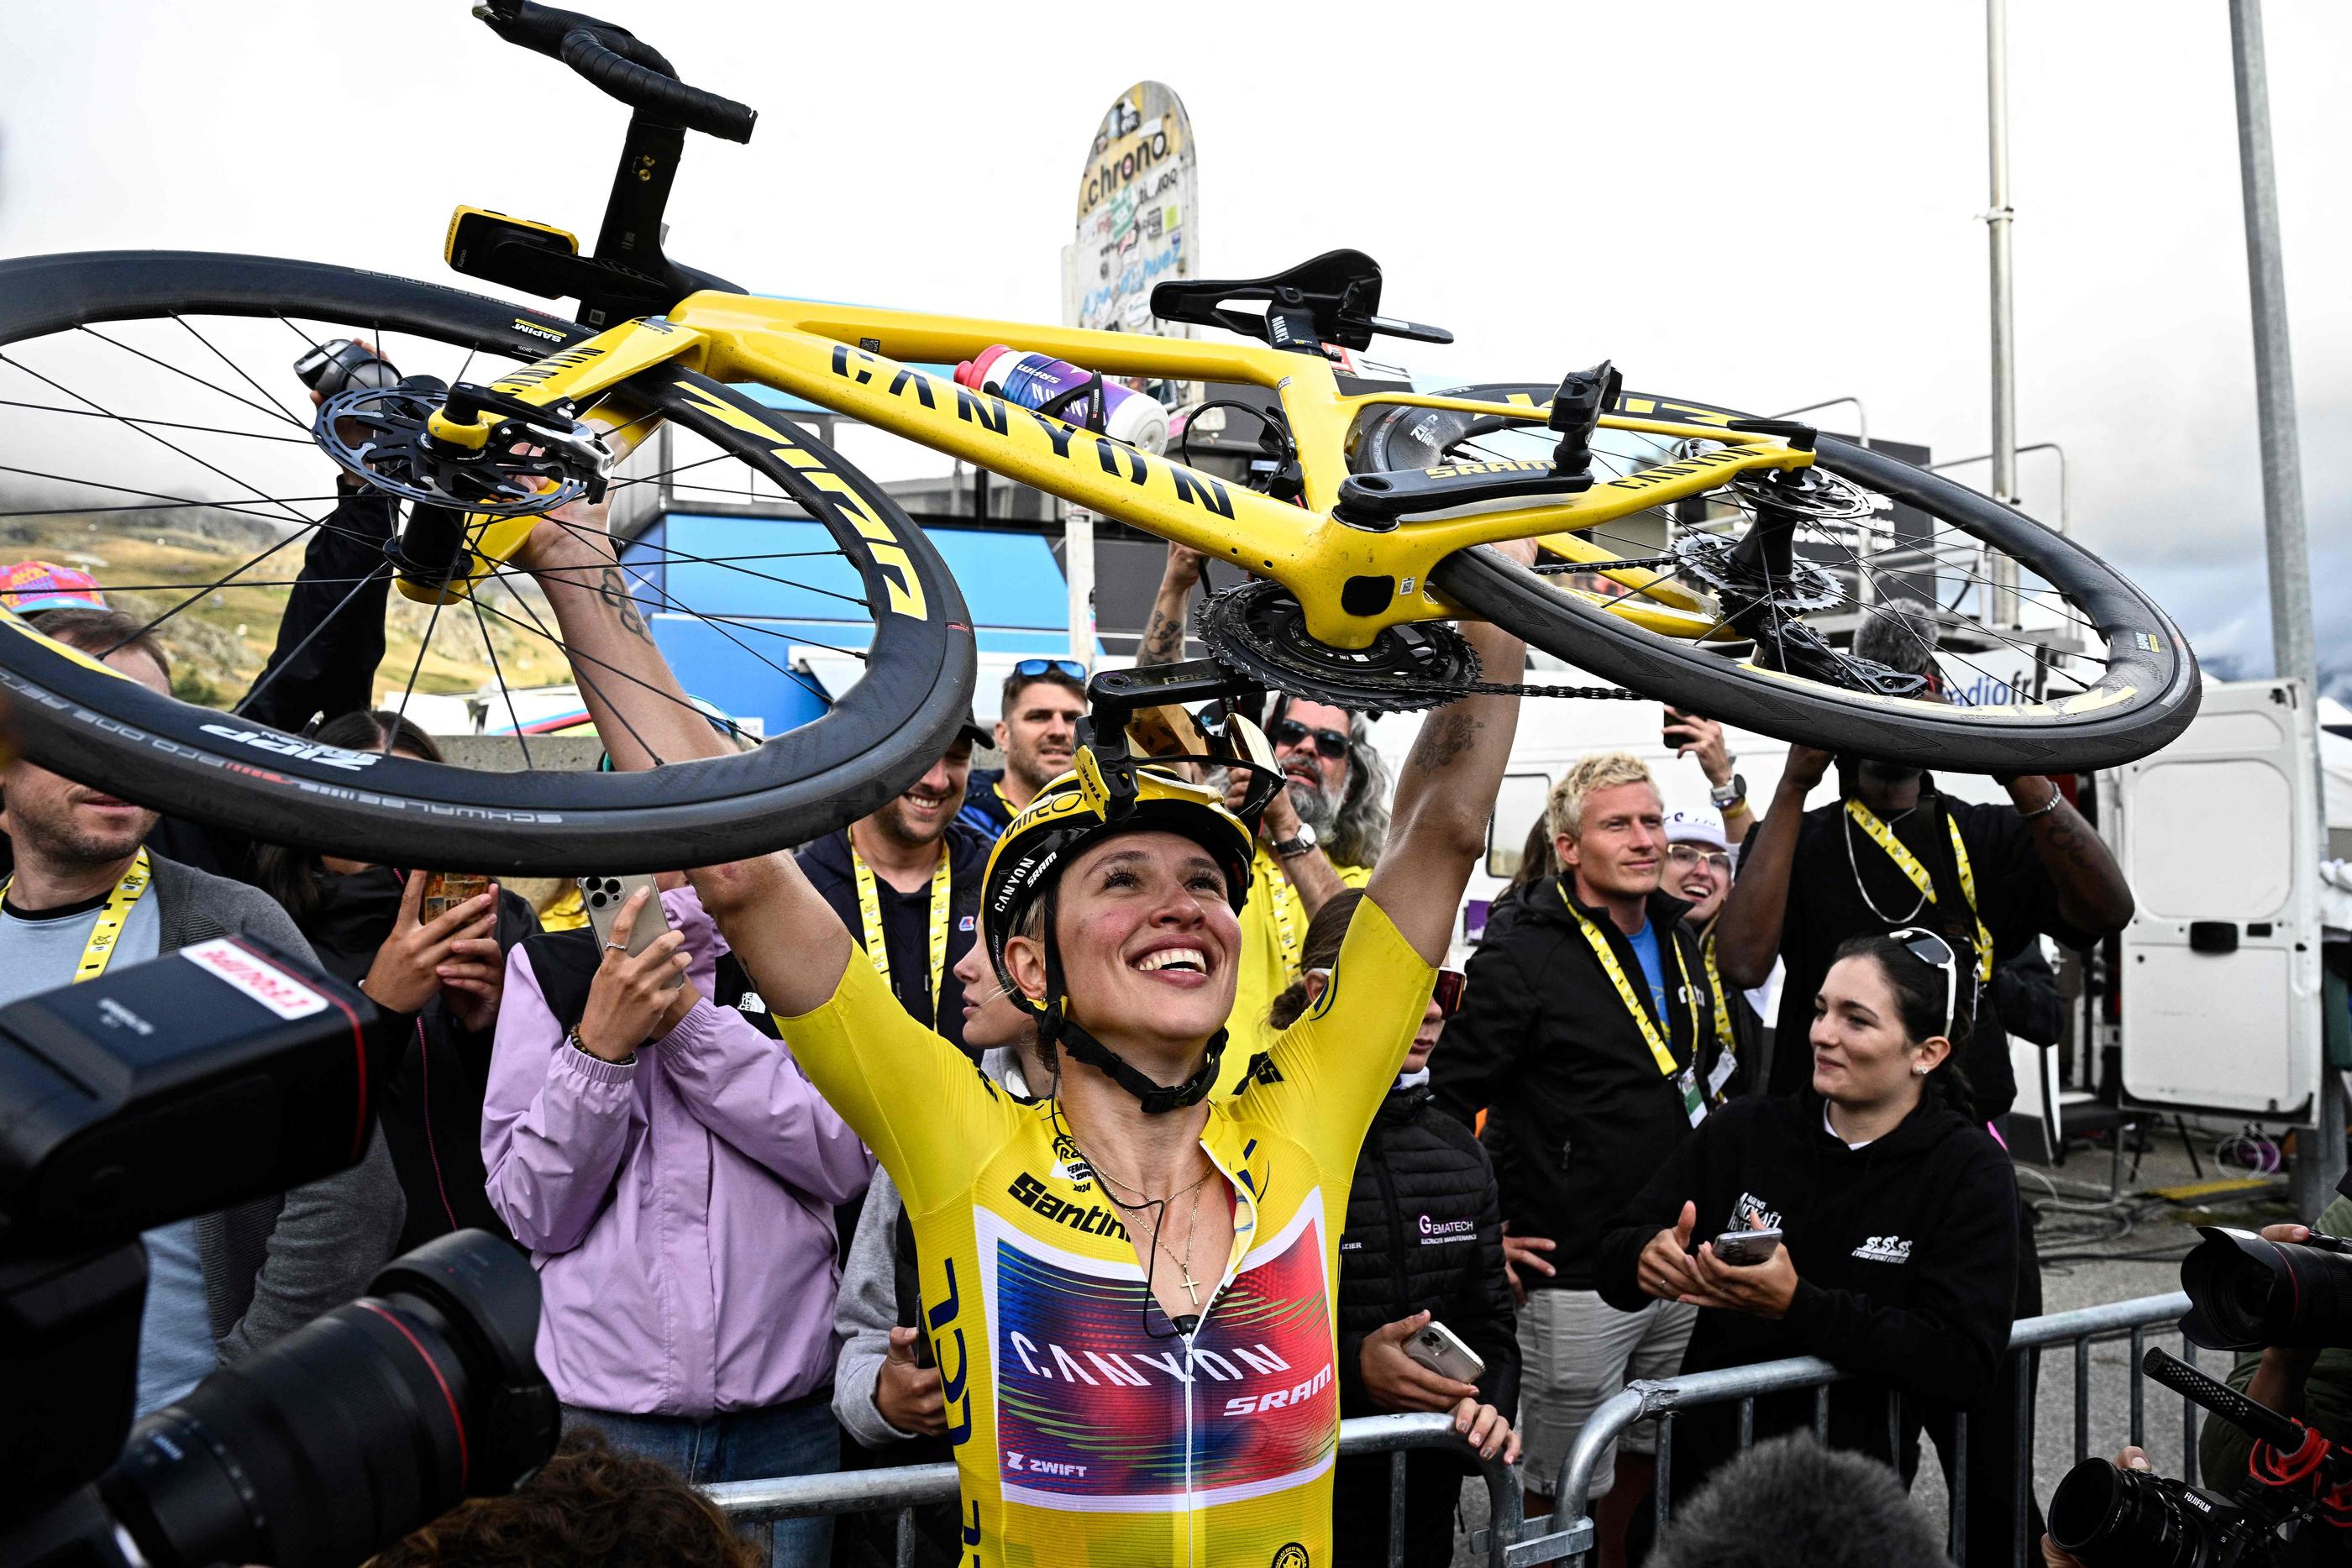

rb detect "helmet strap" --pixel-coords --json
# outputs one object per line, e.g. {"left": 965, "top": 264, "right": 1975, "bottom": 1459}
{"left": 1037, "top": 888, "right": 1226, "bottom": 1115}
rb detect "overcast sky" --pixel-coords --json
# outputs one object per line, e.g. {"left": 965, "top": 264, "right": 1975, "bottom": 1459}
{"left": 3, "top": 1, "right": 2344, "bottom": 694}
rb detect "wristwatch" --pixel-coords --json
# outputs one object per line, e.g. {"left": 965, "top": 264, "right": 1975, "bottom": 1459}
{"left": 1709, "top": 772, "right": 1748, "bottom": 810}
{"left": 1271, "top": 821, "right": 1320, "bottom": 857}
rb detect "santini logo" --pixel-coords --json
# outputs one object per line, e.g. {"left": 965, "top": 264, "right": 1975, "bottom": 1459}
{"left": 1851, "top": 1235, "right": 1914, "bottom": 1265}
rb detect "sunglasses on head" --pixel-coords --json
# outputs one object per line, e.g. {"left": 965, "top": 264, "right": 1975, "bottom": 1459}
{"left": 1012, "top": 657, "right": 1087, "bottom": 683}
{"left": 1888, "top": 926, "right": 1961, "bottom": 1042}
{"left": 1269, "top": 716, "right": 1350, "bottom": 761}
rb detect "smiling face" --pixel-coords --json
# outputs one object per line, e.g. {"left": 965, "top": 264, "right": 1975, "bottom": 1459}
{"left": 1001, "top": 830, "right": 1242, "bottom": 1074}
{"left": 870, "top": 742, "right": 974, "bottom": 849}
{"left": 1557, "top": 780, "right": 1666, "bottom": 904}
{"left": 0, "top": 644, "right": 169, "bottom": 870}
{"left": 995, "top": 678, "right": 1084, "bottom": 796}
{"left": 1810, "top": 952, "right": 1948, "bottom": 1112}
{"left": 1666, "top": 841, "right": 1730, "bottom": 923}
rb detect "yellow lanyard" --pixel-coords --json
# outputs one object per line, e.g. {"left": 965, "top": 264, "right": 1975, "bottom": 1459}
{"left": 1561, "top": 886, "right": 1698, "bottom": 1090}
{"left": 3, "top": 848, "right": 153, "bottom": 983}
{"left": 1843, "top": 800, "right": 1996, "bottom": 981}
{"left": 850, "top": 833, "right": 953, "bottom": 1029}
{"left": 1700, "top": 931, "right": 1736, "bottom": 1064}
{"left": 1263, "top": 850, "right": 1305, "bottom": 973}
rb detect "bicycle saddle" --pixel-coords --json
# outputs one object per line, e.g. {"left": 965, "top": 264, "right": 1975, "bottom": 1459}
{"left": 1151, "top": 249, "right": 1452, "bottom": 353}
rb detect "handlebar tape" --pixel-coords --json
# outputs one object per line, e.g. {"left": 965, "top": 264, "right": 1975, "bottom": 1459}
{"left": 477, "top": 0, "right": 755, "bottom": 143}
{"left": 558, "top": 28, "right": 757, "bottom": 142}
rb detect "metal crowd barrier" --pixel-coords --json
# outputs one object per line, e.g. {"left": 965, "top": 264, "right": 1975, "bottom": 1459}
{"left": 705, "top": 1410, "right": 1528, "bottom": 1568}
{"left": 705, "top": 1293, "right": 2197, "bottom": 1568}
{"left": 1488, "top": 1290, "right": 2197, "bottom": 1566}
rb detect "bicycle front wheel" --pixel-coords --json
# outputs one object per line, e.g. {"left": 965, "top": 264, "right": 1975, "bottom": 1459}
{"left": 0, "top": 251, "right": 974, "bottom": 873}
{"left": 1355, "top": 383, "right": 2197, "bottom": 773}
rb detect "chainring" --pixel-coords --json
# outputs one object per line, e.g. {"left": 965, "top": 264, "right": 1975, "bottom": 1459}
{"left": 1195, "top": 580, "right": 1481, "bottom": 714}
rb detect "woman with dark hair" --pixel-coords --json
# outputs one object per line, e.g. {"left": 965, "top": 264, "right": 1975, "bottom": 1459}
{"left": 1594, "top": 930, "right": 2019, "bottom": 1518}
{"left": 255, "top": 708, "right": 538, "bottom": 1251}
{"left": 1274, "top": 889, "right": 1520, "bottom": 1568}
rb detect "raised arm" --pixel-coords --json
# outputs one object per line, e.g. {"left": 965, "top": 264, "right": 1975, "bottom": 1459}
{"left": 514, "top": 507, "right": 852, "bottom": 1015}
{"left": 1361, "top": 543, "right": 1534, "bottom": 965}
{"left": 1713, "top": 744, "right": 1829, "bottom": 987}
{"left": 1135, "top": 542, "right": 1208, "bottom": 667}
{"left": 2004, "top": 775, "right": 2135, "bottom": 934}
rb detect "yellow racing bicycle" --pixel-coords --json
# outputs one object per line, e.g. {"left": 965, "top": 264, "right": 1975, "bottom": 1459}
{"left": 0, "top": 1, "right": 2198, "bottom": 873}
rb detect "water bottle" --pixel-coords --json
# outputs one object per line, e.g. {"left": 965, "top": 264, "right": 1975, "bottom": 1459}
{"left": 953, "top": 346, "right": 1168, "bottom": 454}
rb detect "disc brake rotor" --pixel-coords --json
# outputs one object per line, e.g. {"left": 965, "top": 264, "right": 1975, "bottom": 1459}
{"left": 314, "top": 380, "right": 606, "bottom": 517}
{"left": 1195, "top": 579, "right": 1480, "bottom": 714}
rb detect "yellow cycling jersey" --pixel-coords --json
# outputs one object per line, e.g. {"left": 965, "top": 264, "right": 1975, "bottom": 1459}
{"left": 781, "top": 894, "right": 1436, "bottom": 1568}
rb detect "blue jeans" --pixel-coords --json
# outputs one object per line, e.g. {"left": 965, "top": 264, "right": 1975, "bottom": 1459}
{"left": 564, "top": 1392, "right": 840, "bottom": 1568}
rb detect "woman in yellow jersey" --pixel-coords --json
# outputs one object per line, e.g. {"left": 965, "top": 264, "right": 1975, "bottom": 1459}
{"left": 521, "top": 513, "right": 1532, "bottom": 1567}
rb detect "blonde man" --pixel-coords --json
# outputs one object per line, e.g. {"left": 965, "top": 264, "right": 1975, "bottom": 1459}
{"left": 1433, "top": 752, "right": 1736, "bottom": 1538}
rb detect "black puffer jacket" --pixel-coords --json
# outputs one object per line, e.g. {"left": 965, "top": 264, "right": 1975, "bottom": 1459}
{"left": 1433, "top": 878, "right": 1731, "bottom": 1289}
{"left": 1332, "top": 1079, "right": 1519, "bottom": 1567}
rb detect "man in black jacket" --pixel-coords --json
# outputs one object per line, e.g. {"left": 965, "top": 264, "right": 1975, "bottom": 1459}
{"left": 796, "top": 720, "right": 992, "bottom": 1055}
{"left": 1432, "top": 753, "right": 1734, "bottom": 1534}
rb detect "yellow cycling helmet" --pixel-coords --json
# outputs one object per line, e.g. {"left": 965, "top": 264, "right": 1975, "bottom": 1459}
{"left": 980, "top": 744, "right": 1256, "bottom": 1114}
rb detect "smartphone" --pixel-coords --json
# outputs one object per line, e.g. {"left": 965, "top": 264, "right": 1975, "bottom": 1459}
{"left": 1711, "top": 1228, "right": 1784, "bottom": 1267}
{"left": 579, "top": 873, "right": 677, "bottom": 974}
{"left": 1402, "top": 1319, "right": 1487, "bottom": 1383}
{"left": 1662, "top": 704, "right": 1698, "bottom": 751}
{"left": 418, "top": 871, "right": 491, "bottom": 924}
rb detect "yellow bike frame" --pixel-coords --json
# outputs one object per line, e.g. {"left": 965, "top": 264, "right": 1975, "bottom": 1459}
{"left": 449, "top": 296, "right": 1817, "bottom": 651}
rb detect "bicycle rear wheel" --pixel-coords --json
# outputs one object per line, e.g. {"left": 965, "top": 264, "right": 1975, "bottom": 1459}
{"left": 0, "top": 251, "right": 974, "bottom": 873}
{"left": 1354, "top": 383, "right": 2197, "bottom": 773}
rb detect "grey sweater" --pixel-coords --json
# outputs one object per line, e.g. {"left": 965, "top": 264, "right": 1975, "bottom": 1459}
{"left": 833, "top": 1046, "right": 1026, "bottom": 1450}
{"left": 149, "top": 854, "right": 407, "bottom": 1361}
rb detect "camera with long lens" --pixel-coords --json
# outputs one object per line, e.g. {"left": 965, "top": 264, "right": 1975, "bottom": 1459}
{"left": 2179, "top": 1225, "right": 2352, "bottom": 1353}
{"left": 0, "top": 937, "right": 559, "bottom": 1566}
{"left": 2048, "top": 1348, "right": 2352, "bottom": 1565}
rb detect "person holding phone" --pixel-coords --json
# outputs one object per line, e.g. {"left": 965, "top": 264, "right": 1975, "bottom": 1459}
{"left": 482, "top": 882, "right": 874, "bottom": 1568}
{"left": 1594, "top": 933, "right": 2019, "bottom": 1549}
{"left": 253, "top": 708, "right": 537, "bottom": 1253}
{"left": 1273, "top": 889, "right": 1519, "bottom": 1568}
{"left": 1659, "top": 707, "right": 1753, "bottom": 850}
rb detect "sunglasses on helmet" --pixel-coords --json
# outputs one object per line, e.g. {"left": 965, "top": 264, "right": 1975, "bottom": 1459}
{"left": 1269, "top": 716, "right": 1350, "bottom": 761}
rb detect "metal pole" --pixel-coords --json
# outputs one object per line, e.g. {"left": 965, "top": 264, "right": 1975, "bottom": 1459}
{"left": 2231, "top": 0, "right": 2340, "bottom": 1213}
{"left": 1066, "top": 505, "right": 1097, "bottom": 671}
{"left": 1984, "top": 0, "right": 2023, "bottom": 627}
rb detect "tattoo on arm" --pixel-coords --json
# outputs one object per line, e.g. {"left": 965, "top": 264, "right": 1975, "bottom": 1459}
{"left": 597, "top": 567, "right": 653, "bottom": 643}
{"left": 1138, "top": 606, "right": 1185, "bottom": 666}
{"left": 1409, "top": 711, "right": 1481, "bottom": 773}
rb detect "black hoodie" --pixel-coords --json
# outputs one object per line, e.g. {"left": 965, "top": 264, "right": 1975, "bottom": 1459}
{"left": 1431, "top": 877, "right": 1732, "bottom": 1288}
{"left": 1594, "top": 1092, "right": 2019, "bottom": 1486}
{"left": 796, "top": 824, "right": 989, "bottom": 1057}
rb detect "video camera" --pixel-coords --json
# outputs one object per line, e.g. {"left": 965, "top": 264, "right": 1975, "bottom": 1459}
{"left": 0, "top": 936, "right": 557, "bottom": 1567}
{"left": 2046, "top": 1225, "right": 2352, "bottom": 1565}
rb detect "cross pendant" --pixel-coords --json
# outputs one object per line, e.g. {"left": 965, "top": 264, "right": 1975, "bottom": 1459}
{"left": 1179, "top": 1266, "right": 1201, "bottom": 1307}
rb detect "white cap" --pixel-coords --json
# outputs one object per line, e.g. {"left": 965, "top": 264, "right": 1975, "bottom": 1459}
{"left": 1664, "top": 806, "right": 1728, "bottom": 852}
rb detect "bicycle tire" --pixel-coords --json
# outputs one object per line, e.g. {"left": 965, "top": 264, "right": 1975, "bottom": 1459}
{"left": 0, "top": 250, "right": 975, "bottom": 873}
{"left": 1359, "top": 383, "right": 2199, "bottom": 773}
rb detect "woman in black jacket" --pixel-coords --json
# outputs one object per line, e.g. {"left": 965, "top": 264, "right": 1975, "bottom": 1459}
{"left": 1273, "top": 889, "right": 1520, "bottom": 1568}
{"left": 255, "top": 710, "right": 538, "bottom": 1251}
{"left": 1594, "top": 931, "right": 2018, "bottom": 1519}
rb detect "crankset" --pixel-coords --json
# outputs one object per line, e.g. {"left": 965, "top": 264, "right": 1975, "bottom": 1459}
{"left": 313, "top": 377, "right": 613, "bottom": 517}
{"left": 1192, "top": 579, "right": 1662, "bottom": 711}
